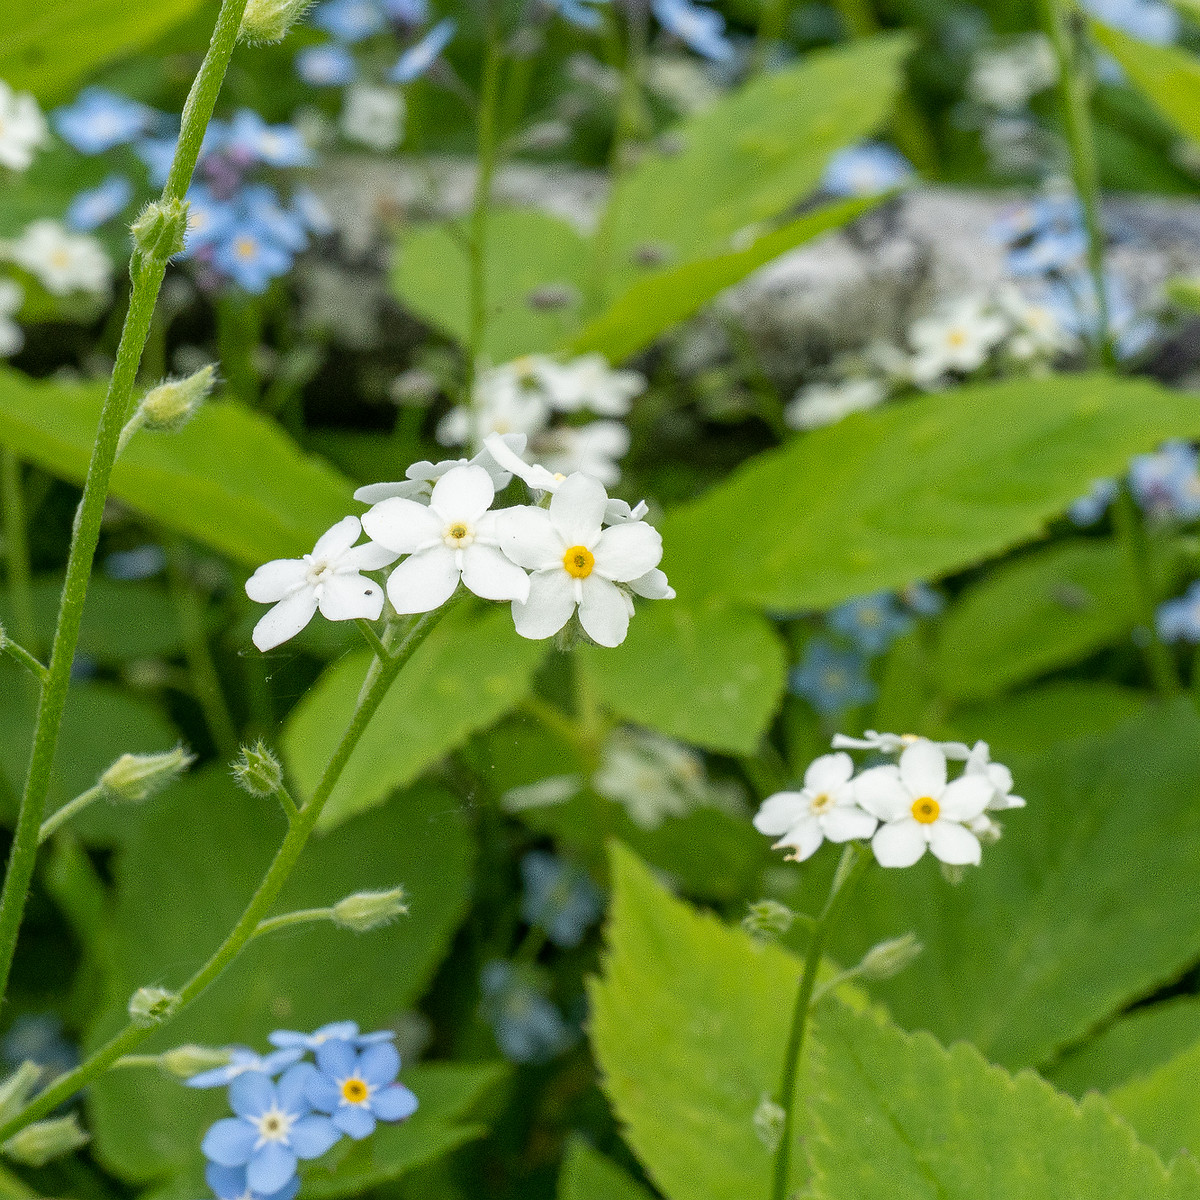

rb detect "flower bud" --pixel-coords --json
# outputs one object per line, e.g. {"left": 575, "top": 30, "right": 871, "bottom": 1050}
{"left": 752, "top": 1094, "right": 785, "bottom": 1152}
{"left": 0, "top": 1062, "right": 42, "bottom": 1126}
{"left": 2, "top": 1115, "right": 89, "bottom": 1166}
{"left": 158, "top": 1044, "right": 233, "bottom": 1079}
{"left": 741, "top": 899, "right": 796, "bottom": 941}
{"left": 856, "top": 932, "right": 923, "bottom": 981}
{"left": 332, "top": 887, "right": 408, "bottom": 932}
{"left": 232, "top": 741, "right": 284, "bottom": 796}
{"left": 239, "top": 0, "right": 313, "bottom": 42}
{"left": 136, "top": 365, "right": 215, "bottom": 432}
{"left": 100, "top": 746, "right": 195, "bottom": 804}
{"left": 131, "top": 199, "right": 189, "bottom": 263}
{"left": 129, "top": 986, "right": 180, "bottom": 1027}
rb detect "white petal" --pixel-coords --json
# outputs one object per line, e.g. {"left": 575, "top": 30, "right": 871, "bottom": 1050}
{"left": 353, "top": 480, "right": 430, "bottom": 504}
{"left": 362, "top": 497, "right": 443, "bottom": 554}
{"left": 513, "top": 569, "right": 577, "bottom": 640}
{"left": 246, "top": 558, "right": 308, "bottom": 603}
{"left": 853, "top": 765, "right": 908, "bottom": 820}
{"left": 629, "top": 568, "right": 675, "bottom": 599}
{"left": 937, "top": 775, "right": 993, "bottom": 822}
{"left": 386, "top": 547, "right": 460, "bottom": 614}
{"left": 318, "top": 574, "right": 385, "bottom": 622}
{"left": 871, "top": 819, "right": 927, "bottom": 868}
{"left": 577, "top": 575, "right": 630, "bottom": 647}
{"left": 548, "top": 473, "right": 607, "bottom": 546}
{"left": 495, "top": 506, "right": 563, "bottom": 570}
{"left": 820, "top": 805, "right": 878, "bottom": 843}
{"left": 592, "top": 522, "right": 663, "bottom": 583}
{"left": 753, "top": 791, "right": 807, "bottom": 837}
{"left": 774, "top": 817, "right": 824, "bottom": 862}
{"left": 252, "top": 590, "right": 318, "bottom": 651}
{"left": 899, "top": 740, "right": 947, "bottom": 799}
{"left": 927, "top": 820, "right": 982, "bottom": 866}
{"left": 461, "top": 543, "right": 530, "bottom": 602}
{"left": 338, "top": 540, "right": 400, "bottom": 572}
{"left": 803, "top": 752, "right": 854, "bottom": 792}
{"left": 312, "top": 516, "right": 363, "bottom": 561}
{"left": 429, "top": 464, "right": 495, "bottom": 523}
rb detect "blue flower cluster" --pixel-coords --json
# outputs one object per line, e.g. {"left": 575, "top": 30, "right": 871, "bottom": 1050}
{"left": 820, "top": 142, "right": 914, "bottom": 198}
{"left": 189, "top": 1022, "right": 417, "bottom": 1200}
{"left": 520, "top": 851, "right": 603, "bottom": 949}
{"left": 1071, "top": 441, "right": 1200, "bottom": 527}
{"left": 651, "top": 0, "right": 736, "bottom": 62}
{"left": 480, "top": 961, "right": 575, "bottom": 1063}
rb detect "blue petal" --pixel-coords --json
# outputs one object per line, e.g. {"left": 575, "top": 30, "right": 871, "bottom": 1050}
{"left": 229, "top": 1070, "right": 274, "bottom": 1119}
{"left": 333, "top": 1104, "right": 376, "bottom": 1140}
{"left": 276, "top": 1062, "right": 317, "bottom": 1115}
{"left": 305, "top": 1071, "right": 341, "bottom": 1114}
{"left": 262, "top": 1047, "right": 305, "bottom": 1075}
{"left": 370, "top": 1083, "right": 418, "bottom": 1123}
{"left": 267, "top": 1030, "right": 309, "bottom": 1049}
{"left": 315, "top": 1038, "right": 356, "bottom": 1078}
{"left": 202, "top": 1118, "right": 256, "bottom": 1167}
{"left": 291, "top": 1114, "right": 342, "bottom": 1159}
{"left": 262, "top": 1176, "right": 301, "bottom": 1200}
{"left": 358, "top": 1042, "right": 399, "bottom": 1087}
{"left": 205, "top": 1162, "right": 248, "bottom": 1199}
{"left": 248, "top": 1142, "right": 297, "bottom": 1195}
{"left": 186, "top": 1064, "right": 237, "bottom": 1089}
{"left": 315, "top": 1020, "right": 360, "bottom": 1043}
{"left": 356, "top": 1030, "right": 396, "bottom": 1045}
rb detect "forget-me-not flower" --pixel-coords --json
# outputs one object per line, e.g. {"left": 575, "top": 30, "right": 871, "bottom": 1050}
{"left": 651, "top": 0, "right": 735, "bottom": 62}
{"left": 546, "top": 0, "right": 608, "bottom": 29}
{"left": 1068, "top": 477, "right": 1118, "bottom": 526}
{"left": 269, "top": 1021, "right": 395, "bottom": 1051}
{"left": 480, "top": 961, "right": 573, "bottom": 1064}
{"left": 313, "top": 0, "right": 386, "bottom": 40}
{"left": 821, "top": 142, "right": 913, "bottom": 197}
{"left": 187, "top": 1046, "right": 305, "bottom": 1089}
{"left": 54, "top": 88, "right": 152, "bottom": 153}
{"left": 827, "top": 592, "right": 912, "bottom": 656}
{"left": 228, "top": 112, "right": 314, "bottom": 168}
{"left": 296, "top": 43, "right": 359, "bottom": 86}
{"left": 1130, "top": 441, "right": 1200, "bottom": 520}
{"left": 790, "top": 638, "right": 875, "bottom": 716}
{"left": 305, "top": 1039, "right": 418, "bottom": 1139}
{"left": 1158, "top": 581, "right": 1200, "bottom": 643}
{"left": 212, "top": 220, "right": 295, "bottom": 293}
{"left": 205, "top": 1163, "right": 299, "bottom": 1200}
{"left": 65, "top": 173, "right": 133, "bottom": 232}
{"left": 389, "top": 18, "right": 456, "bottom": 82}
{"left": 520, "top": 852, "right": 603, "bottom": 948}
{"left": 183, "top": 184, "right": 238, "bottom": 252}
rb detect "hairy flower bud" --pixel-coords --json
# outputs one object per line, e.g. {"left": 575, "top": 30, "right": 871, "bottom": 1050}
{"left": 752, "top": 1095, "right": 785, "bottom": 1152}
{"left": 131, "top": 198, "right": 188, "bottom": 263}
{"left": 856, "top": 932, "right": 923, "bottom": 981}
{"left": 742, "top": 899, "right": 796, "bottom": 941}
{"left": 136, "top": 365, "right": 215, "bottom": 432}
{"left": 2, "top": 1115, "right": 89, "bottom": 1166}
{"left": 332, "top": 887, "right": 408, "bottom": 932}
{"left": 232, "top": 741, "right": 284, "bottom": 796}
{"left": 159, "top": 1044, "right": 233, "bottom": 1079}
{"left": 129, "top": 986, "right": 180, "bottom": 1027}
{"left": 239, "top": 0, "right": 313, "bottom": 42}
{"left": 100, "top": 746, "right": 195, "bottom": 804}
{"left": 0, "top": 1062, "right": 42, "bottom": 1126}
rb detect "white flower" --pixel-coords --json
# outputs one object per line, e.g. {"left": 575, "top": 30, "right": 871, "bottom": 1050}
{"left": 353, "top": 434, "right": 526, "bottom": 505}
{"left": 437, "top": 360, "right": 552, "bottom": 448}
{"left": 496, "top": 473, "right": 667, "bottom": 647}
{"left": 785, "top": 378, "right": 886, "bottom": 431}
{"left": 0, "top": 83, "right": 47, "bottom": 172}
{"left": 11, "top": 220, "right": 111, "bottom": 296}
{"left": 831, "top": 730, "right": 971, "bottom": 760}
{"left": 964, "top": 740, "right": 1025, "bottom": 812}
{"left": 752, "top": 752, "right": 877, "bottom": 862}
{"left": 245, "top": 516, "right": 398, "bottom": 651}
{"left": 855, "top": 741, "right": 994, "bottom": 868}
{"left": 0, "top": 278, "right": 23, "bottom": 357}
{"left": 996, "top": 287, "right": 1075, "bottom": 360}
{"left": 968, "top": 35, "right": 1057, "bottom": 112}
{"left": 535, "top": 354, "right": 645, "bottom": 416}
{"left": 907, "top": 298, "right": 1008, "bottom": 387}
{"left": 340, "top": 84, "right": 404, "bottom": 152}
{"left": 362, "top": 464, "right": 530, "bottom": 613}
{"left": 531, "top": 420, "right": 630, "bottom": 486}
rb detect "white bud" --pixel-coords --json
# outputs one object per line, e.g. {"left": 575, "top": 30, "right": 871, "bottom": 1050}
{"left": 752, "top": 1094, "right": 785, "bottom": 1152}
{"left": 332, "top": 887, "right": 408, "bottom": 933}
{"left": 232, "top": 741, "right": 284, "bottom": 796}
{"left": 159, "top": 1045, "right": 233, "bottom": 1079}
{"left": 100, "top": 746, "right": 194, "bottom": 804}
{"left": 239, "top": 0, "right": 313, "bottom": 42}
{"left": 856, "top": 933, "right": 923, "bottom": 981}
{"left": 2, "top": 1115, "right": 89, "bottom": 1166}
{"left": 129, "top": 986, "right": 179, "bottom": 1027}
{"left": 0, "top": 1062, "right": 42, "bottom": 1126}
{"left": 137, "top": 365, "right": 215, "bottom": 432}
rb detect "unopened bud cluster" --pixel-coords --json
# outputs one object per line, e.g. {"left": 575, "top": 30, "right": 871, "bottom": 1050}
{"left": 131, "top": 198, "right": 188, "bottom": 263}
{"left": 101, "top": 746, "right": 195, "bottom": 804}
{"left": 856, "top": 932, "right": 923, "bottom": 981}
{"left": 239, "top": 0, "right": 312, "bottom": 42}
{"left": 742, "top": 899, "right": 796, "bottom": 941}
{"left": 2, "top": 1115, "right": 89, "bottom": 1166}
{"left": 137, "top": 365, "right": 215, "bottom": 432}
{"left": 129, "top": 986, "right": 180, "bottom": 1027}
{"left": 332, "top": 887, "right": 408, "bottom": 933}
{"left": 233, "top": 741, "right": 284, "bottom": 796}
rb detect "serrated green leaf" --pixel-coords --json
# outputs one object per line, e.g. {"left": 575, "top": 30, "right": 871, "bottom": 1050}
{"left": 1107, "top": 1036, "right": 1200, "bottom": 1164}
{"left": 662, "top": 374, "right": 1200, "bottom": 611}
{"left": 559, "top": 1137, "right": 653, "bottom": 1200}
{"left": 0, "top": 370, "right": 355, "bottom": 566}
{"left": 282, "top": 605, "right": 549, "bottom": 830}
{"left": 806, "top": 1001, "right": 1200, "bottom": 1200}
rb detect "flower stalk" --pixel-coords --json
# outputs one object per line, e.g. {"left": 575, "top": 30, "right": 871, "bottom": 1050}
{"left": 0, "top": 451, "right": 36, "bottom": 654}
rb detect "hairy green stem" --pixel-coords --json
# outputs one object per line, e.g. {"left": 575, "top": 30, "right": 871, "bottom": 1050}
{"left": 0, "top": 0, "right": 251, "bottom": 1016}
{"left": 0, "top": 451, "right": 36, "bottom": 654}
{"left": 37, "top": 786, "right": 104, "bottom": 846}
{"left": 355, "top": 618, "right": 391, "bottom": 661}
{"left": 252, "top": 907, "right": 334, "bottom": 939}
{"left": 0, "top": 603, "right": 449, "bottom": 1141}
{"left": 0, "top": 639, "right": 46, "bottom": 684}
{"left": 771, "top": 844, "right": 870, "bottom": 1200}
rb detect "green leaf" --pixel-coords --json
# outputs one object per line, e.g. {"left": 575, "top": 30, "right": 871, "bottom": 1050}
{"left": 806, "top": 1001, "right": 1200, "bottom": 1200}
{"left": 282, "top": 605, "right": 549, "bottom": 830}
{"left": 0, "top": 370, "right": 355, "bottom": 566}
{"left": 568, "top": 198, "right": 876, "bottom": 364}
{"left": 0, "top": 0, "right": 205, "bottom": 101}
{"left": 559, "top": 1138, "right": 653, "bottom": 1200}
{"left": 579, "top": 599, "right": 787, "bottom": 755}
{"left": 391, "top": 209, "right": 590, "bottom": 361}
{"left": 662, "top": 374, "right": 1200, "bottom": 610}
{"left": 1107, "top": 1037, "right": 1200, "bottom": 1164}
{"left": 85, "top": 768, "right": 475, "bottom": 1183}
{"left": 933, "top": 539, "right": 1138, "bottom": 700}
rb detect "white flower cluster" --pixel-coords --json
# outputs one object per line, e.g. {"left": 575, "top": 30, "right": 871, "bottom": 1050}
{"left": 1, "top": 220, "right": 113, "bottom": 298}
{"left": 0, "top": 80, "right": 48, "bottom": 172}
{"left": 437, "top": 353, "right": 645, "bottom": 486}
{"left": 753, "top": 734, "right": 1023, "bottom": 869}
{"left": 245, "top": 436, "right": 672, "bottom": 652}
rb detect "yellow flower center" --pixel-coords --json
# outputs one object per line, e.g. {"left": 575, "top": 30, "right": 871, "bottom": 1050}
{"left": 563, "top": 545, "right": 594, "bottom": 578}
{"left": 946, "top": 328, "right": 968, "bottom": 348}
{"left": 810, "top": 791, "right": 833, "bottom": 814}
{"left": 341, "top": 1077, "right": 368, "bottom": 1104}
{"left": 444, "top": 521, "right": 473, "bottom": 547}
{"left": 50, "top": 249, "right": 71, "bottom": 269}
{"left": 235, "top": 236, "right": 258, "bottom": 260}
{"left": 911, "top": 796, "right": 940, "bottom": 824}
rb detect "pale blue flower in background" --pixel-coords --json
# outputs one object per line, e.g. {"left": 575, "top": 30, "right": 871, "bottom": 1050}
{"left": 480, "top": 961, "right": 574, "bottom": 1063}
{"left": 66, "top": 173, "right": 133, "bottom": 232}
{"left": 212, "top": 220, "right": 295, "bottom": 293}
{"left": 54, "top": 88, "right": 152, "bottom": 153}
{"left": 104, "top": 544, "right": 168, "bottom": 580}
{"left": 520, "top": 852, "right": 603, "bottom": 948}
{"left": 389, "top": 18, "right": 457, "bottom": 83}
{"left": 136, "top": 136, "right": 180, "bottom": 187}
{"left": 1068, "top": 478, "right": 1118, "bottom": 526}
{"left": 827, "top": 592, "right": 913, "bottom": 656}
{"left": 901, "top": 582, "right": 945, "bottom": 617}
{"left": 313, "top": 0, "right": 386, "bottom": 41}
{"left": 790, "top": 638, "right": 875, "bottom": 716}
{"left": 546, "top": 0, "right": 609, "bottom": 29}
{"left": 228, "top": 112, "right": 314, "bottom": 167}
{"left": 382, "top": 0, "right": 428, "bottom": 22}
{"left": 1081, "top": 0, "right": 1178, "bottom": 43}
{"left": 821, "top": 142, "right": 913, "bottom": 197}
{"left": 182, "top": 184, "right": 238, "bottom": 252}
{"left": 186, "top": 1046, "right": 305, "bottom": 1089}
{"left": 241, "top": 184, "right": 309, "bottom": 252}
{"left": 1130, "top": 440, "right": 1200, "bottom": 520}
{"left": 296, "top": 43, "right": 359, "bottom": 86}
{"left": 1044, "top": 272, "right": 1157, "bottom": 361}
{"left": 651, "top": 0, "right": 735, "bottom": 62}
{"left": 1158, "top": 581, "right": 1200, "bottom": 642}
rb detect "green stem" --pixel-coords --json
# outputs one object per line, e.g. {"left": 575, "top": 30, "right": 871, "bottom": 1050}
{"left": 1112, "top": 486, "right": 1179, "bottom": 694}
{"left": 1038, "top": 0, "right": 1112, "bottom": 368}
{"left": 273, "top": 781, "right": 301, "bottom": 826}
{"left": 0, "top": 639, "right": 46, "bottom": 684}
{"left": 0, "top": 0, "right": 251, "bottom": 1019}
{"left": 520, "top": 695, "right": 592, "bottom": 757}
{"left": 0, "top": 451, "right": 37, "bottom": 654}
{"left": 355, "top": 618, "right": 391, "bottom": 661}
{"left": 37, "top": 786, "right": 104, "bottom": 846}
{"left": 0, "top": 602, "right": 451, "bottom": 1142}
{"left": 252, "top": 907, "right": 334, "bottom": 939}
{"left": 771, "top": 844, "right": 870, "bottom": 1200}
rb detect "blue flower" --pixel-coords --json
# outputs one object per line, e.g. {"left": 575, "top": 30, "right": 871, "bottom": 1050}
{"left": 136, "top": 136, "right": 179, "bottom": 187}
{"left": 292, "top": 187, "right": 335, "bottom": 236}
{"left": 305, "top": 1039, "right": 418, "bottom": 1139}
{"left": 651, "top": 0, "right": 735, "bottom": 62}
{"left": 821, "top": 142, "right": 913, "bottom": 197}
{"left": 547, "top": 0, "right": 608, "bottom": 29}
{"left": 313, "top": 0, "right": 386, "bottom": 41}
{"left": 1, "top": 1013, "right": 78, "bottom": 1082}
{"left": 212, "top": 220, "right": 295, "bottom": 293}
{"left": 54, "top": 88, "right": 152, "bottom": 153}
{"left": 186, "top": 1046, "right": 305, "bottom": 1089}
{"left": 269, "top": 1021, "right": 395, "bottom": 1051}
{"left": 104, "top": 544, "right": 167, "bottom": 580}
{"left": 519, "top": 852, "right": 603, "bottom": 948}
{"left": 241, "top": 184, "right": 309, "bottom": 251}
{"left": 1081, "top": 0, "right": 1178, "bottom": 43}
{"left": 201, "top": 1064, "right": 340, "bottom": 1193}
{"left": 183, "top": 184, "right": 238, "bottom": 252}
{"left": 827, "top": 592, "right": 912, "bottom": 656}
{"left": 1130, "top": 441, "right": 1200, "bottom": 520}
{"left": 1044, "top": 272, "right": 1157, "bottom": 360}
{"left": 65, "top": 173, "right": 133, "bottom": 232}
{"left": 295, "top": 43, "right": 359, "bottom": 86}
{"left": 790, "top": 638, "right": 875, "bottom": 716}
{"left": 205, "top": 1163, "right": 299, "bottom": 1200}
{"left": 381, "top": 0, "right": 428, "bottom": 22}
{"left": 1068, "top": 478, "right": 1118, "bottom": 526}
{"left": 389, "top": 18, "right": 456, "bottom": 83}
{"left": 479, "top": 961, "right": 573, "bottom": 1064}
{"left": 900, "top": 581, "right": 944, "bottom": 617}
{"left": 1158, "top": 582, "right": 1200, "bottom": 642}
{"left": 228, "top": 111, "right": 314, "bottom": 168}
